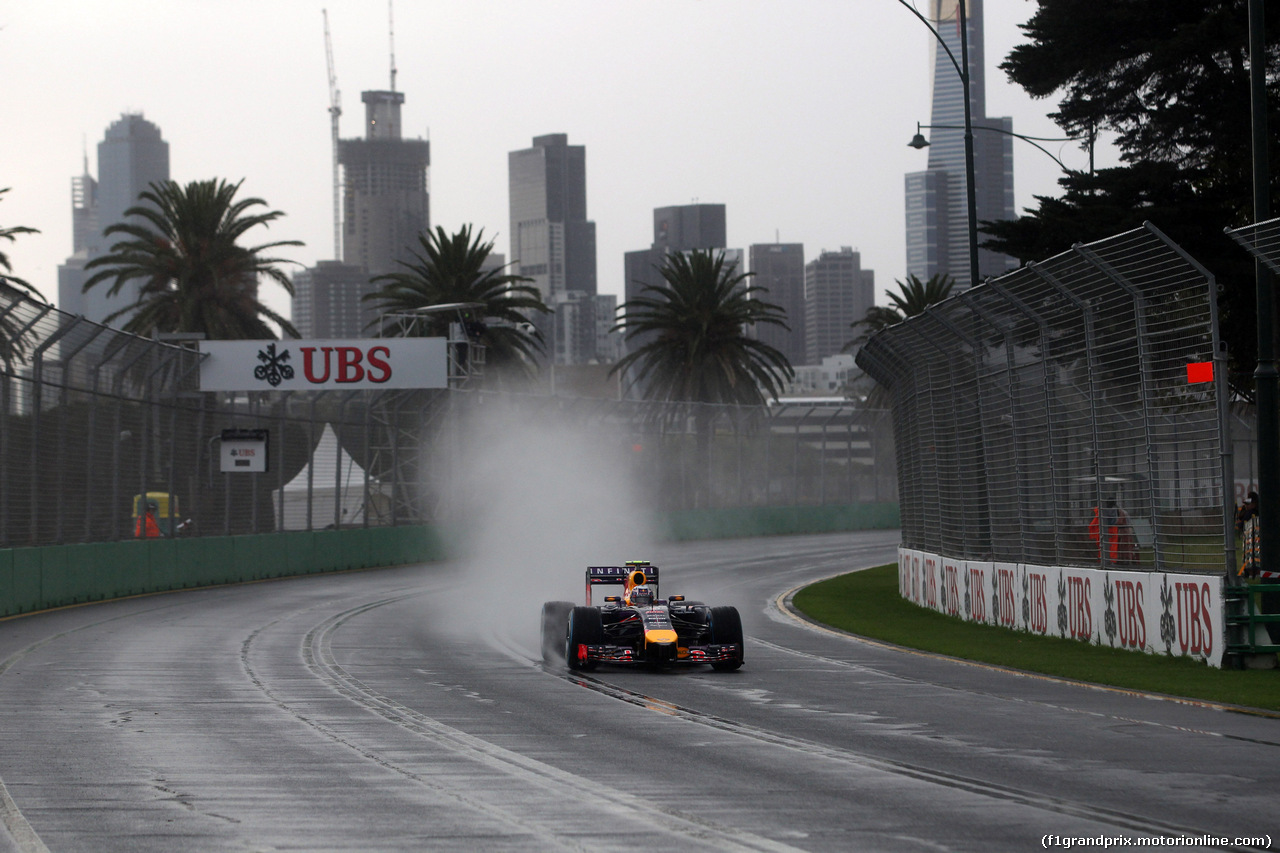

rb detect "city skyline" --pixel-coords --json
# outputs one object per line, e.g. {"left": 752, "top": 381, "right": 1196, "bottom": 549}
{"left": 2, "top": 2, "right": 1112, "bottom": 325}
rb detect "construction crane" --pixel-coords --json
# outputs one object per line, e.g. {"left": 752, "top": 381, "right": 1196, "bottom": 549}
{"left": 323, "top": 9, "right": 342, "bottom": 260}
{"left": 388, "top": 0, "right": 397, "bottom": 92}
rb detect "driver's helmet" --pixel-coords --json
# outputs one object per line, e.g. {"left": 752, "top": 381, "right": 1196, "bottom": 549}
{"left": 628, "top": 585, "right": 654, "bottom": 608}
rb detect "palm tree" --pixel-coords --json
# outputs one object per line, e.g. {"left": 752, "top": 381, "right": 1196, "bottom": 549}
{"left": 611, "top": 249, "right": 793, "bottom": 507}
{"left": 0, "top": 187, "right": 43, "bottom": 301}
{"left": 844, "top": 273, "right": 955, "bottom": 351}
{"left": 83, "top": 179, "right": 301, "bottom": 339}
{"left": 0, "top": 187, "right": 44, "bottom": 370}
{"left": 363, "top": 224, "right": 548, "bottom": 372}
{"left": 610, "top": 248, "right": 794, "bottom": 406}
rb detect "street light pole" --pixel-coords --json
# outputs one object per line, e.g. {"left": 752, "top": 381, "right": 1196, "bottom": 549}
{"left": 957, "top": 0, "right": 981, "bottom": 292}
{"left": 1249, "top": 0, "right": 1278, "bottom": 573}
{"left": 896, "top": 0, "right": 980, "bottom": 290}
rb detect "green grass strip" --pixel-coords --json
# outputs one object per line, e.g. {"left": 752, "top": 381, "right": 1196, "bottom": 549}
{"left": 792, "top": 565, "right": 1280, "bottom": 713}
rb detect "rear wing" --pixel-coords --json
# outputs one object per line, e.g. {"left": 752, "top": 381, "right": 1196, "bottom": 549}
{"left": 585, "top": 565, "right": 659, "bottom": 605}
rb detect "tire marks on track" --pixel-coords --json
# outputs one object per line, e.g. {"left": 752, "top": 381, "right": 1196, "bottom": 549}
{"left": 241, "top": 593, "right": 804, "bottom": 853}
{"left": 490, "top": 619, "right": 1265, "bottom": 852}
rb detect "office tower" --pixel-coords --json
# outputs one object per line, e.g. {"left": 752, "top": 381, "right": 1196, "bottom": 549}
{"left": 748, "top": 243, "right": 805, "bottom": 368}
{"left": 593, "top": 294, "right": 620, "bottom": 363}
{"left": 904, "top": 0, "right": 1016, "bottom": 291}
{"left": 549, "top": 291, "right": 596, "bottom": 365}
{"left": 339, "top": 90, "right": 430, "bottom": 278}
{"left": 508, "top": 134, "right": 598, "bottom": 364}
{"left": 508, "top": 134, "right": 597, "bottom": 300}
{"left": 652, "top": 204, "right": 726, "bottom": 255}
{"left": 292, "top": 261, "right": 374, "bottom": 338}
{"left": 804, "top": 248, "right": 874, "bottom": 366}
{"left": 57, "top": 113, "right": 170, "bottom": 324}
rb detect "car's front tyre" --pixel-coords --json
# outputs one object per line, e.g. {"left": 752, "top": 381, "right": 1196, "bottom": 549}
{"left": 708, "top": 605, "right": 744, "bottom": 671}
{"left": 566, "top": 606, "right": 603, "bottom": 671}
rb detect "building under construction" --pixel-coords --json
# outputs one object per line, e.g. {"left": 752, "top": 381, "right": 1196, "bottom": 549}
{"left": 339, "top": 90, "right": 430, "bottom": 279}
{"left": 294, "top": 10, "right": 430, "bottom": 339}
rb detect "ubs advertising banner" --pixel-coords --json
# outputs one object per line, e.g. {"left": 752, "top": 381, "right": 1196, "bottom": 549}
{"left": 199, "top": 339, "right": 448, "bottom": 392}
{"left": 897, "top": 548, "right": 1224, "bottom": 667}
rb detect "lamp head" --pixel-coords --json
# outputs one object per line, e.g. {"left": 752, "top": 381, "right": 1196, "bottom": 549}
{"left": 908, "top": 132, "right": 930, "bottom": 150}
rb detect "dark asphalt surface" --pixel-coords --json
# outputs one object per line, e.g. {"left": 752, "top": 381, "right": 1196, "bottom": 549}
{"left": 0, "top": 530, "right": 1275, "bottom": 851}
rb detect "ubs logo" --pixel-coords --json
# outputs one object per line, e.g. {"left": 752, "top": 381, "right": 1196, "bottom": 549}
{"left": 250, "top": 343, "right": 395, "bottom": 386}
{"left": 253, "top": 343, "right": 295, "bottom": 387}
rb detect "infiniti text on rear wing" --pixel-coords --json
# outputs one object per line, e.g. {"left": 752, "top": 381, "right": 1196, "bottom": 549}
{"left": 584, "top": 566, "right": 659, "bottom": 605}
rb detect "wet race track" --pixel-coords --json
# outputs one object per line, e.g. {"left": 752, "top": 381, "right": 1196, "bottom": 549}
{"left": 0, "top": 530, "right": 1275, "bottom": 852}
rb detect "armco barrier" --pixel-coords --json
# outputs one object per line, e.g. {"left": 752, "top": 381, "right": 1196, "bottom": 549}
{"left": 0, "top": 504, "right": 898, "bottom": 619}
{"left": 898, "top": 547, "right": 1226, "bottom": 667}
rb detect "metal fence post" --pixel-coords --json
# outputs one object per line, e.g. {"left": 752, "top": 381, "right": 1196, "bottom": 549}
{"left": 1027, "top": 262, "right": 1111, "bottom": 569}
{"left": 988, "top": 280, "right": 1064, "bottom": 567}
{"left": 1073, "top": 242, "right": 1167, "bottom": 571}
{"left": 1144, "top": 221, "right": 1236, "bottom": 580}
{"left": 961, "top": 293, "right": 1032, "bottom": 561}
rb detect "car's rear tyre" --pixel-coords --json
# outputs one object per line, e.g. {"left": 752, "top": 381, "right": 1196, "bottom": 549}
{"left": 541, "top": 601, "right": 574, "bottom": 664}
{"left": 708, "top": 605, "right": 744, "bottom": 671}
{"left": 566, "top": 606, "right": 603, "bottom": 671}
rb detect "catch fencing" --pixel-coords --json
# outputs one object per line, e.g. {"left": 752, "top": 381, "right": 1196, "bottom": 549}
{"left": 0, "top": 282, "right": 895, "bottom": 549}
{"left": 856, "top": 223, "right": 1230, "bottom": 575}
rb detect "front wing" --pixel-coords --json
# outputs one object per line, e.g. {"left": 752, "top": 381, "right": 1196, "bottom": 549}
{"left": 574, "top": 640, "right": 742, "bottom": 666}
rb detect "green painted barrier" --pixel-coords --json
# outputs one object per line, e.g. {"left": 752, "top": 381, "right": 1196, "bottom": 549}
{"left": 655, "top": 502, "right": 900, "bottom": 541}
{"left": 0, "top": 525, "right": 448, "bottom": 619}
{"left": 0, "top": 504, "right": 895, "bottom": 619}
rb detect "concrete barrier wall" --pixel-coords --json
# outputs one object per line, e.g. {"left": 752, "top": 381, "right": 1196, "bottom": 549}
{"left": 0, "top": 503, "right": 898, "bottom": 619}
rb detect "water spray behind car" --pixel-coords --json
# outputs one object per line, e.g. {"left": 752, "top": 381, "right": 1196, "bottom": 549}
{"left": 428, "top": 396, "right": 658, "bottom": 647}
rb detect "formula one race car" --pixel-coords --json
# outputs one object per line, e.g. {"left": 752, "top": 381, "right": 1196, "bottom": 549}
{"left": 540, "top": 561, "right": 744, "bottom": 671}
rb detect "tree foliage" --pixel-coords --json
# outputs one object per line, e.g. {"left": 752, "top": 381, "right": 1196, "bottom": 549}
{"left": 363, "top": 224, "right": 548, "bottom": 373}
{"left": 611, "top": 249, "right": 794, "bottom": 406}
{"left": 987, "top": 0, "right": 1280, "bottom": 385}
{"left": 845, "top": 273, "right": 955, "bottom": 351}
{"left": 0, "top": 187, "right": 43, "bottom": 300}
{"left": 83, "top": 179, "right": 301, "bottom": 339}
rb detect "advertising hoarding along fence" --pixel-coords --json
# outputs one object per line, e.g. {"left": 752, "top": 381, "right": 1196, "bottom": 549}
{"left": 898, "top": 548, "right": 1225, "bottom": 667}
{"left": 199, "top": 339, "right": 447, "bottom": 391}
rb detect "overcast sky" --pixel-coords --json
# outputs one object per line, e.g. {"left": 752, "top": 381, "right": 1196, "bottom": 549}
{"left": 1, "top": 1, "right": 1113, "bottom": 320}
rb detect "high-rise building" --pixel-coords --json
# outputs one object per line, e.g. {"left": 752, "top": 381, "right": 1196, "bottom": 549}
{"left": 804, "top": 248, "right": 874, "bottom": 365}
{"left": 339, "top": 90, "right": 429, "bottom": 278}
{"left": 652, "top": 204, "right": 726, "bottom": 256}
{"left": 292, "top": 261, "right": 374, "bottom": 338}
{"left": 748, "top": 243, "right": 805, "bottom": 368}
{"left": 295, "top": 88, "right": 428, "bottom": 338}
{"left": 593, "top": 294, "right": 620, "bottom": 364}
{"left": 509, "top": 134, "right": 596, "bottom": 301}
{"left": 508, "top": 134, "right": 598, "bottom": 364}
{"left": 57, "top": 113, "right": 170, "bottom": 324}
{"left": 904, "top": 0, "right": 1016, "bottom": 291}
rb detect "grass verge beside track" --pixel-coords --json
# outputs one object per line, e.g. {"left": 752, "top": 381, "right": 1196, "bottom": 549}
{"left": 792, "top": 564, "right": 1280, "bottom": 714}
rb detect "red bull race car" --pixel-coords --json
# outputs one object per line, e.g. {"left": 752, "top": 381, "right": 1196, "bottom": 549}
{"left": 540, "top": 561, "right": 744, "bottom": 671}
